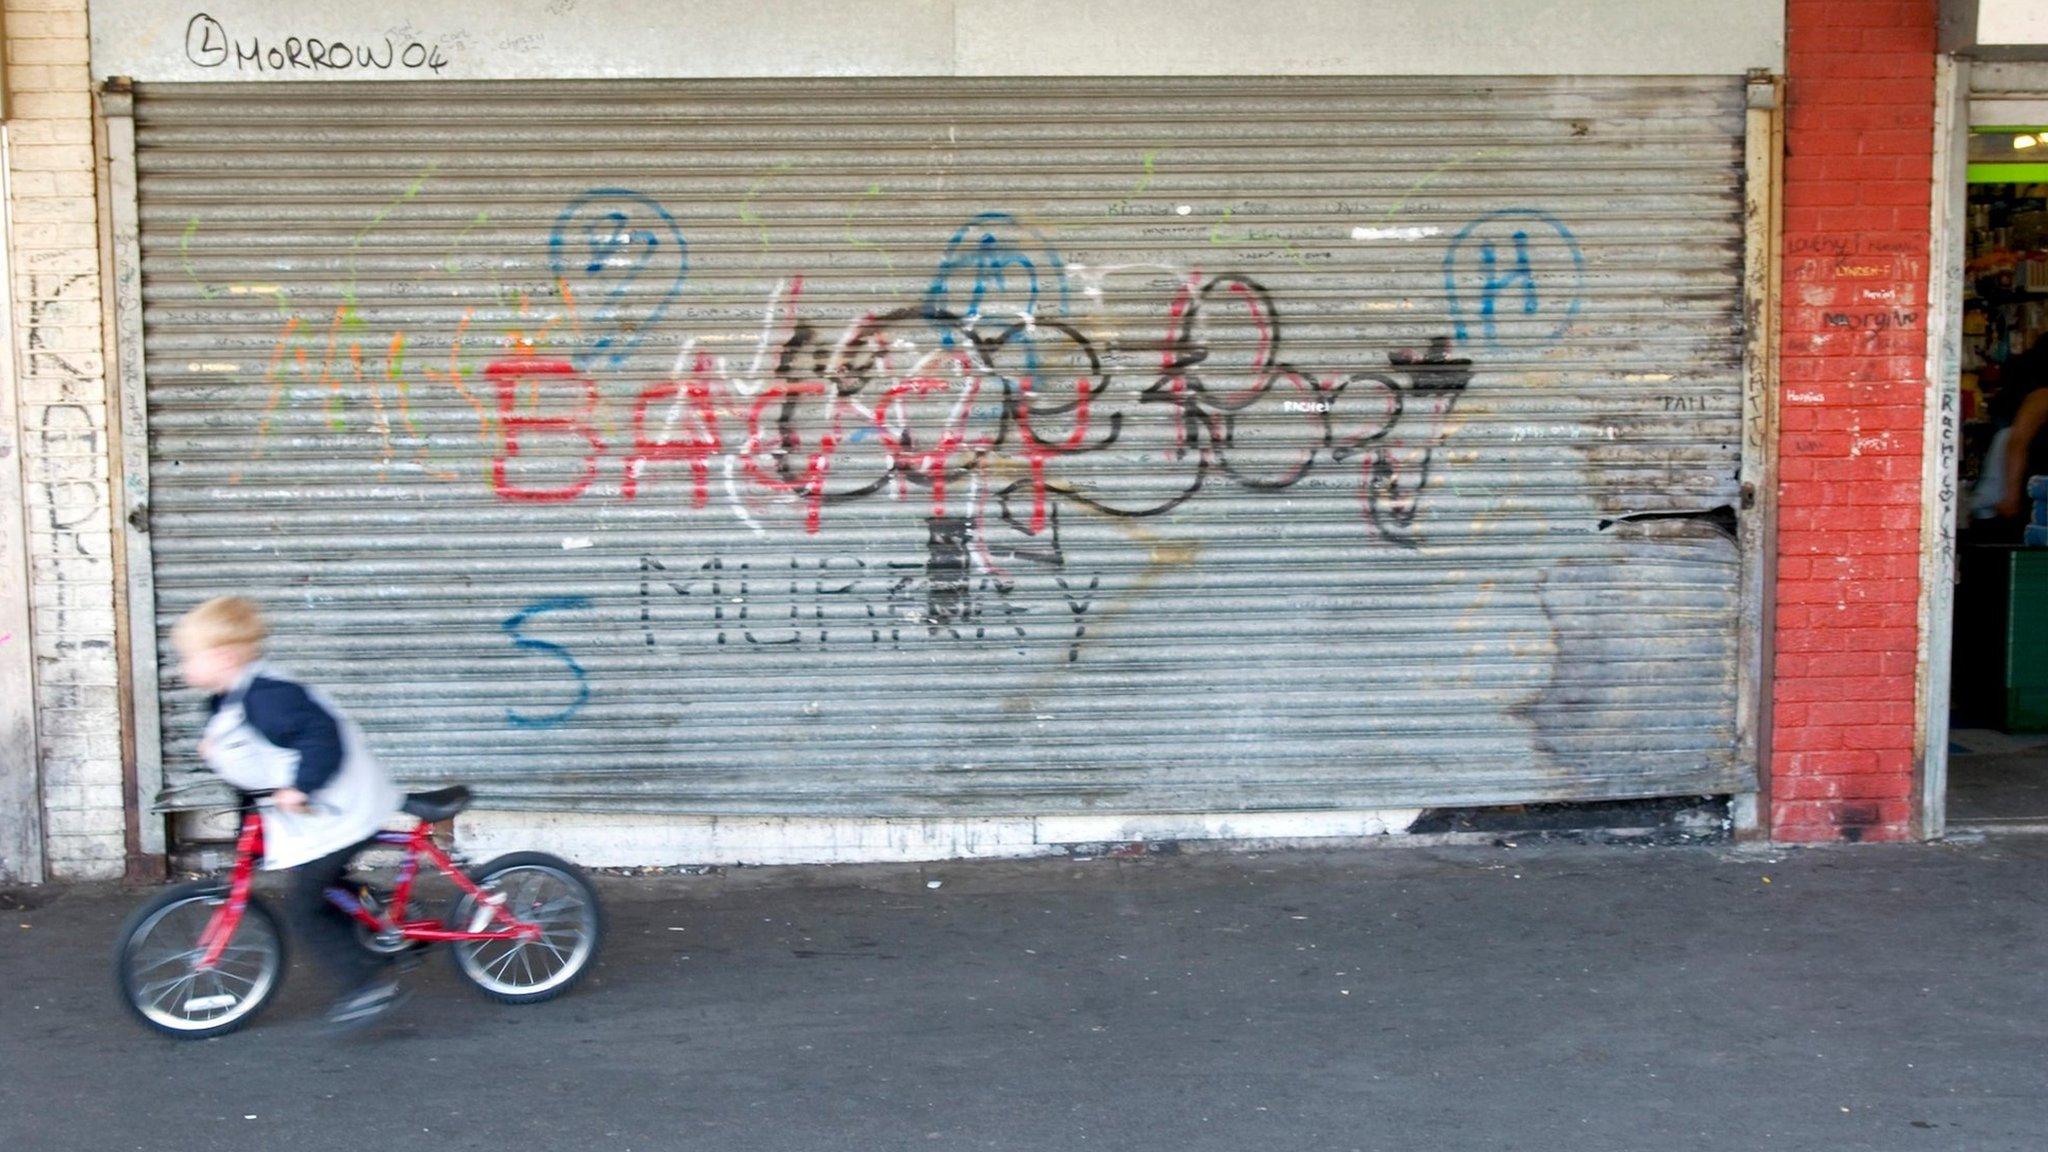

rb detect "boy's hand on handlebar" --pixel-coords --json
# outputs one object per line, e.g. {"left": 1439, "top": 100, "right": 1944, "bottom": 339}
{"left": 274, "top": 787, "right": 309, "bottom": 814}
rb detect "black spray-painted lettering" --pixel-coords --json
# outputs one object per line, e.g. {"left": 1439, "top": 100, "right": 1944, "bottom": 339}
{"left": 184, "top": 12, "right": 450, "bottom": 74}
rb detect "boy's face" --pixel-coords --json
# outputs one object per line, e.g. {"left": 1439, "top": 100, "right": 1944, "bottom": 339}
{"left": 175, "top": 637, "right": 254, "bottom": 695}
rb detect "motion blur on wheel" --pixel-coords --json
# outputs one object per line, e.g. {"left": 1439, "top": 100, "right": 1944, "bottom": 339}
{"left": 113, "top": 786, "right": 602, "bottom": 1038}
{"left": 445, "top": 852, "right": 603, "bottom": 1003}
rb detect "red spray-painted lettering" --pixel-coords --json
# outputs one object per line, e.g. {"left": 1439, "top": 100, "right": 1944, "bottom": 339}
{"left": 625, "top": 351, "right": 723, "bottom": 505}
{"left": 489, "top": 358, "right": 605, "bottom": 503}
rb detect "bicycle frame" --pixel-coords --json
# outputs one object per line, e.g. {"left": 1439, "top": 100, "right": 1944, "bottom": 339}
{"left": 193, "top": 809, "right": 541, "bottom": 971}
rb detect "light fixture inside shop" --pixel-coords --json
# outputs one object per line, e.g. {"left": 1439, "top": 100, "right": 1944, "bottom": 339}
{"left": 2017, "top": 134, "right": 2040, "bottom": 149}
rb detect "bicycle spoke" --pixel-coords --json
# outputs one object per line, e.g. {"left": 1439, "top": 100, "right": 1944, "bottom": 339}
{"left": 515, "top": 876, "right": 544, "bottom": 907}
{"left": 137, "top": 939, "right": 264, "bottom": 982}
{"left": 131, "top": 949, "right": 202, "bottom": 975}
{"left": 147, "top": 971, "right": 202, "bottom": 1011}
{"left": 524, "top": 894, "right": 582, "bottom": 920}
{"left": 135, "top": 971, "right": 198, "bottom": 1001}
{"left": 484, "top": 943, "right": 523, "bottom": 981}
{"left": 210, "top": 967, "right": 260, "bottom": 991}
{"left": 532, "top": 934, "right": 571, "bottom": 966}
{"left": 523, "top": 917, "right": 575, "bottom": 941}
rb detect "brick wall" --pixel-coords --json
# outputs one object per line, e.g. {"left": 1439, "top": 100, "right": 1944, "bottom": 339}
{"left": 1773, "top": 0, "right": 1937, "bottom": 842}
{"left": 7, "top": 0, "right": 126, "bottom": 877}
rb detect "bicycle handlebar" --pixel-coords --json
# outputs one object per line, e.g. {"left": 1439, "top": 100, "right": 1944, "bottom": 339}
{"left": 231, "top": 787, "right": 341, "bottom": 818}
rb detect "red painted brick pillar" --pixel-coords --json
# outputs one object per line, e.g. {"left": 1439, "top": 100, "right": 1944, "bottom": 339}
{"left": 1772, "top": 0, "right": 1938, "bottom": 841}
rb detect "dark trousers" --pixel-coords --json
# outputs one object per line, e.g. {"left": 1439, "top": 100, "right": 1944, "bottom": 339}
{"left": 1966, "top": 515, "right": 2030, "bottom": 546}
{"left": 284, "top": 837, "right": 386, "bottom": 991}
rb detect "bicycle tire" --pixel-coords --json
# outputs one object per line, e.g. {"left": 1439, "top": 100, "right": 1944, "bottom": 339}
{"left": 114, "top": 880, "right": 286, "bottom": 1039}
{"left": 446, "top": 851, "right": 602, "bottom": 1004}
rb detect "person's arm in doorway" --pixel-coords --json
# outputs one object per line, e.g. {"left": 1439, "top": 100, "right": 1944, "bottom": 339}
{"left": 1999, "top": 389, "right": 2048, "bottom": 518}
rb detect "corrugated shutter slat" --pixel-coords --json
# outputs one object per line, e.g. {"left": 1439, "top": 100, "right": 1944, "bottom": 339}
{"left": 137, "top": 77, "right": 1751, "bottom": 815}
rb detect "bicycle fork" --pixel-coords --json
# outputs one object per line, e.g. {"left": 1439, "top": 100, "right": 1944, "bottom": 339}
{"left": 194, "top": 816, "right": 266, "bottom": 971}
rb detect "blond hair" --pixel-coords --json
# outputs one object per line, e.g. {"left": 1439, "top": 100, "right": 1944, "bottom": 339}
{"left": 172, "top": 596, "right": 268, "bottom": 653}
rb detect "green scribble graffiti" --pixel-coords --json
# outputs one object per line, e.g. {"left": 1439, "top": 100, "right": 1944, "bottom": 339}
{"left": 1207, "top": 205, "right": 1235, "bottom": 246}
{"left": 738, "top": 160, "right": 797, "bottom": 253}
{"left": 441, "top": 210, "right": 491, "bottom": 277}
{"left": 843, "top": 182, "right": 895, "bottom": 272}
{"left": 179, "top": 219, "right": 220, "bottom": 299}
{"left": 1133, "top": 148, "right": 1160, "bottom": 196}
{"left": 345, "top": 162, "right": 440, "bottom": 305}
{"left": 1377, "top": 148, "right": 1516, "bottom": 222}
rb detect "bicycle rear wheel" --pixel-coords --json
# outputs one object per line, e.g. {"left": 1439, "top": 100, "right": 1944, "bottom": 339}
{"left": 446, "top": 852, "right": 601, "bottom": 1004}
{"left": 114, "top": 881, "right": 285, "bottom": 1038}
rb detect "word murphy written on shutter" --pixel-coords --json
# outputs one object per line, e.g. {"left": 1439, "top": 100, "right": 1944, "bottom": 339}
{"left": 134, "top": 77, "right": 1752, "bottom": 818}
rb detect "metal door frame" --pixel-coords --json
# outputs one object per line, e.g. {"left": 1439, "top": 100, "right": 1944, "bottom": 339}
{"left": 1733, "top": 72, "right": 1783, "bottom": 837}
{"left": 1918, "top": 55, "right": 1972, "bottom": 840}
{"left": 1917, "top": 56, "right": 2048, "bottom": 839}
{"left": 98, "top": 82, "right": 166, "bottom": 855}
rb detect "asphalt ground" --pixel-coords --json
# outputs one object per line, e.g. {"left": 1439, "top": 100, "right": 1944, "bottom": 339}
{"left": 3, "top": 836, "right": 2044, "bottom": 1151}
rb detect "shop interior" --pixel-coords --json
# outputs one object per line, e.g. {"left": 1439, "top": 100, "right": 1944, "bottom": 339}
{"left": 1947, "top": 127, "right": 2048, "bottom": 828}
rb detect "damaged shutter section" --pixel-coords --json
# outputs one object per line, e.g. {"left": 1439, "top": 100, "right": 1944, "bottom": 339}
{"left": 135, "top": 77, "right": 1751, "bottom": 816}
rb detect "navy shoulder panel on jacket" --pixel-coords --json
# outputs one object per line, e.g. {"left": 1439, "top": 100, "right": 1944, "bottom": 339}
{"left": 241, "top": 676, "right": 346, "bottom": 794}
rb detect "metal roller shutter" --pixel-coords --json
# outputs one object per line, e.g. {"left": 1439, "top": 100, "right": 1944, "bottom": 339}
{"left": 135, "top": 77, "right": 1753, "bottom": 815}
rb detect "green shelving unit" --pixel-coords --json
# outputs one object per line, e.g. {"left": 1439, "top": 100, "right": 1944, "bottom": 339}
{"left": 2008, "top": 551, "right": 2048, "bottom": 731}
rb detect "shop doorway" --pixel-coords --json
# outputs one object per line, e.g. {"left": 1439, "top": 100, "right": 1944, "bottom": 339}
{"left": 1946, "top": 127, "right": 2048, "bottom": 829}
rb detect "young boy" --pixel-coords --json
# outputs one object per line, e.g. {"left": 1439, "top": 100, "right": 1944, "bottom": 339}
{"left": 172, "top": 596, "right": 407, "bottom": 1028}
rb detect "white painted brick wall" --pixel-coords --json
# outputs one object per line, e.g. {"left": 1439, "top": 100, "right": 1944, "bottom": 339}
{"left": 6, "top": 8, "right": 87, "bottom": 39}
{"left": 8, "top": 0, "right": 125, "bottom": 879}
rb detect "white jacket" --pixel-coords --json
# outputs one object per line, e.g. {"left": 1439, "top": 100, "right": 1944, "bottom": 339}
{"left": 200, "top": 664, "right": 402, "bottom": 870}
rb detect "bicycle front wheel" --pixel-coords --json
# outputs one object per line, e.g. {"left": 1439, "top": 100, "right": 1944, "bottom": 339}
{"left": 446, "top": 852, "right": 601, "bottom": 1004}
{"left": 114, "top": 881, "right": 285, "bottom": 1038}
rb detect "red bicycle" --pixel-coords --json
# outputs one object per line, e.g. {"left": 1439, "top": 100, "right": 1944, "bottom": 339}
{"left": 113, "top": 786, "right": 602, "bottom": 1038}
